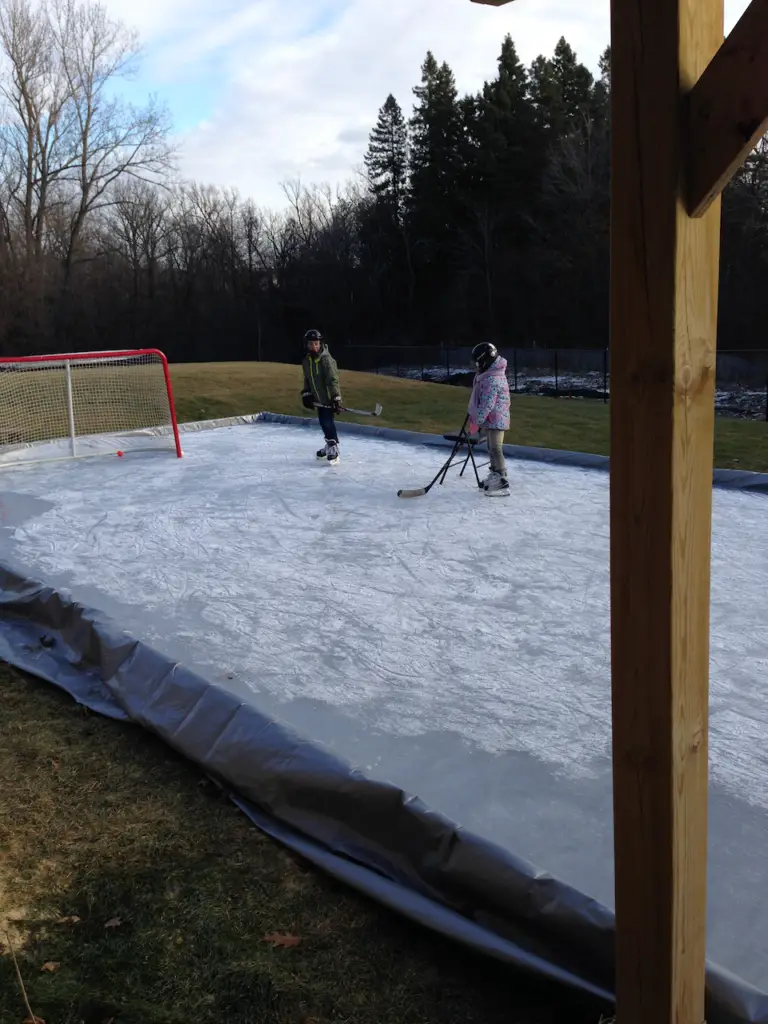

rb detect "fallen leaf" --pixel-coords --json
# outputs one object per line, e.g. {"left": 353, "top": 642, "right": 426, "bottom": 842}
{"left": 261, "top": 932, "right": 301, "bottom": 948}
{"left": 57, "top": 916, "right": 80, "bottom": 925}
{"left": 40, "top": 961, "right": 60, "bottom": 973}
{"left": 104, "top": 918, "right": 122, "bottom": 929}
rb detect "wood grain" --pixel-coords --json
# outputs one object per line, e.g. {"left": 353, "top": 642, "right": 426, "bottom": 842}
{"left": 688, "top": 0, "right": 768, "bottom": 216}
{"left": 609, "top": 0, "right": 723, "bottom": 1021}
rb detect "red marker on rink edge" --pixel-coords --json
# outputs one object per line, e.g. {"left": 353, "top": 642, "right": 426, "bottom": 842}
{"left": 116, "top": 451, "right": 124, "bottom": 457}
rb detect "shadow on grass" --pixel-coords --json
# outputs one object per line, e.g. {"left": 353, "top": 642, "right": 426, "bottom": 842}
{"left": 0, "top": 668, "right": 610, "bottom": 1024}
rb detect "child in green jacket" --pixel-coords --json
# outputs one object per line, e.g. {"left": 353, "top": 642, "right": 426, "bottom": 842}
{"left": 301, "top": 329, "right": 342, "bottom": 464}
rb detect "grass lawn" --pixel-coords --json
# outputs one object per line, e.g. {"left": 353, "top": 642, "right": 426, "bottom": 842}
{"left": 0, "top": 665, "right": 607, "bottom": 1024}
{"left": 169, "top": 361, "right": 768, "bottom": 473}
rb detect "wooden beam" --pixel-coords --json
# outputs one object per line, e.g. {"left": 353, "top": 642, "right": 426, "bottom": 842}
{"left": 688, "top": 0, "right": 768, "bottom": 217}
{"left": 610, "top": 0, "right": 722, "bottom": 1022}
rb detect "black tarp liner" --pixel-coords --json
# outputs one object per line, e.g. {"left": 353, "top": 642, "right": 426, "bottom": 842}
{"left": 1, "top": 411, "right": 767, "bottom": 1024}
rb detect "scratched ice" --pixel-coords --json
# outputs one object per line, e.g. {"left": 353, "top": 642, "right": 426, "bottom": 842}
{"left": 2, "top": 419, "right": 768, "bottom": 991}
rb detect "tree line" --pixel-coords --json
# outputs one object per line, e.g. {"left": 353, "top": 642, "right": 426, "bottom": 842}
{"left": 0, "top": 0, "right": 765, "bottom": 362}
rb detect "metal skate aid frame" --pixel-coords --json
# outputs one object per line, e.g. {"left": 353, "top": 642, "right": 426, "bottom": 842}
{"left": 397, "top": 415, "right": 486, "bottom": 499}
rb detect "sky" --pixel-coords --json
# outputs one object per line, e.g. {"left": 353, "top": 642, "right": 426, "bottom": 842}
{"left": 101, "top": 0, "right": 752, "bottom": 211}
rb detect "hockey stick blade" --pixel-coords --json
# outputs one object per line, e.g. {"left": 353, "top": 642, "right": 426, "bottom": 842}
{"left": 397, "top": 486, "right": 428, "bottom": 498}
{"left": 342, "top": 402, "right": 383, "bottom": 417}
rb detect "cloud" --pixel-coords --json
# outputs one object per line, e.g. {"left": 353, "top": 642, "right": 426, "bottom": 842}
{"left": 101, "top": 0, "right": 752, "bottom": 211}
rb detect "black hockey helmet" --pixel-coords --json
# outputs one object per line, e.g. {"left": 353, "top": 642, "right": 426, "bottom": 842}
{"left": 304, "top": 328, "right": 323, "bottom": 351}
{"left": 472, "top": 342, "right": 498, "bottom": 373}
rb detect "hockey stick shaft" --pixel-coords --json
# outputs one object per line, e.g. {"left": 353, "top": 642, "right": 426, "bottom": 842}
{"left": 397, "top": 419, "right": 469, "bottom": 498}
{"left": 315, "top": 402, "right": 383, "bottom": 417}
{"left": 397, "top": 460, "right": 489, "bottom": 499}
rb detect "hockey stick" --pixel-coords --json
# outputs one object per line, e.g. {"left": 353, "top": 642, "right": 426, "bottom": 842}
{"left": 398, "top": 416, "right": 483, "bottom": 498}
{"left": 315, "top": 402, "right": 383, "bottom": 417}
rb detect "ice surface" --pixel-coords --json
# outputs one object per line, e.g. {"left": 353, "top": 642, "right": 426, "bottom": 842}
{"left": 2, "top": 419, "right": 768, "bottom": 990}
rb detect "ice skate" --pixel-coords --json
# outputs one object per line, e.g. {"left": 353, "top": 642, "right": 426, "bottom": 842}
{"left": 316, "top": 443, "right": 328, "bottom": 461}
{"left": 326, "top": 441, "right": 340, "bottom": 466}
{"left": 484, "top": 471, "right": 510, "bottom": 497}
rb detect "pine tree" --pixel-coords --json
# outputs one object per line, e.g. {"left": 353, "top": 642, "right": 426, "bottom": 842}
{"left": 529, "top": 38, "right": 594, "bottom": 141}
{"left": 470, "top": 35, "right": 543, "bottom": 201}
{"left": 364, "top": 94, "right": 409, "bottom": 222}
{"left": 407, "top": 52, "right": 470, "bottom": 338}
{"left": 590, "top": 46, "right": 611, "bottom": 129}
{"left": 457, "top": 35, "right": 548, "bottom": 341}
{"left": 409, "top": 53, "right": 466, "bottom": 214}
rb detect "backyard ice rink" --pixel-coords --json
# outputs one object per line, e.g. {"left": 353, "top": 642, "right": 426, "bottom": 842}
{"left": 2, "top": 419, "right": 768, "bottom": 992}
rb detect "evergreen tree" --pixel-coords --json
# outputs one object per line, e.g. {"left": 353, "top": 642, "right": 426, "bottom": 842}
{"left": 407, "top": 52, "right": 470, "bottom": 338}
{"left": 529, "top": 38, "right": 594, "bottom": 141}
{"left": 361, "top": 94, "right": 415, "bottom": 330}
{"left": 364, "top": 94, "right": 409, "bottom": 222}
{"left": 409, "top": 53, "right": 466, "bottom": 214}
{"left": 470, "top": 35, "right": 544, "bottom": 202}
{"left": 457, "top": 36, "right": 546, "bottom": 340}
{"left": 590, "top": 46, "right": 611, "bottom": 130}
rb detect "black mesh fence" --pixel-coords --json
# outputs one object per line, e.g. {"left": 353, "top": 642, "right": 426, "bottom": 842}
{"left": 335, "top": 345, "right": 768, "bottom": 421}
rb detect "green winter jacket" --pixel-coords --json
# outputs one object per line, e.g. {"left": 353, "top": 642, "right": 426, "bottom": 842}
{"left": 302, "top": 346, "right": 341, "bottom": 407}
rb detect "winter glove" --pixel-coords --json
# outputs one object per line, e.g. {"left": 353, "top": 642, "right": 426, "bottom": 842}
{"left": 301, "top": 391, "right": 314, "bottom": 410}
{"left": 332, "top": 396, "right": 343, "bottom": 415}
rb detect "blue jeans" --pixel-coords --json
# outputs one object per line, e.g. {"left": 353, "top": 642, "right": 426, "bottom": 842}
{"left": 317, "top": 406, "right": 338, "bottom": 443}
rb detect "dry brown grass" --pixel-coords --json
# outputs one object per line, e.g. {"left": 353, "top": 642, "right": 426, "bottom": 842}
{"left": 0, "top": 664, "right": 608, "bottom": 1024}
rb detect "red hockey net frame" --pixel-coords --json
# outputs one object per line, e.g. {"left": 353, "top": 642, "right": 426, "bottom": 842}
{"left": 0, "top": 348, "right": 183, "bottom": 464}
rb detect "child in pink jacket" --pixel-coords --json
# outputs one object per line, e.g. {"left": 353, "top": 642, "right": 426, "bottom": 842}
{"left": 468, "top": 342, "right": 511, "bottom": 497}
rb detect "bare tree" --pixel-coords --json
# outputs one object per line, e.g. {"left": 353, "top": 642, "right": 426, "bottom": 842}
{"left": 0, "top": 0, "right": 174, "bottom": 282}
{"left": 49, "top": 0, "right": 175, "bottom": 279}
{"left": 0, "top": 0, "right": 76, "bottom": 263}
{"left": 101, "top": 178, "right": 171, "bottom": 302}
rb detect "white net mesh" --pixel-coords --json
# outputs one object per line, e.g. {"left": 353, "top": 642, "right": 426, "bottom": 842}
{"left": 0, "top": 350, "right": 181, "bottom": 466}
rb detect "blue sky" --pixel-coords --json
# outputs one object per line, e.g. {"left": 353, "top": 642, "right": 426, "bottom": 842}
{"left": 102, "top": 0, "right": 752, "bottom": 211}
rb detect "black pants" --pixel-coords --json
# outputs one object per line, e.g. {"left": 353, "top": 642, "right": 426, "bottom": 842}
{"left": 317, "top": 406, "right": 338, "bottom": 443}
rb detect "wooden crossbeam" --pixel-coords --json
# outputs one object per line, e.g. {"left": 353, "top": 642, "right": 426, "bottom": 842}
{"left": 688, "top": 0, "right": 768, "bottom": 216}
{"left": 610, "top": 1, "right": 723, "bottom": 1023}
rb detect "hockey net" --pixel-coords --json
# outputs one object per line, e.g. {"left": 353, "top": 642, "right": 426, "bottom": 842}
{"left": 0, "top": 348, "right": 183, "bottom": 467}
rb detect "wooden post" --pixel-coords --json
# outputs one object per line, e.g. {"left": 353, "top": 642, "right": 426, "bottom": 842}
{"left": 609, "top": 2, "right": 723, "bottom": 1024}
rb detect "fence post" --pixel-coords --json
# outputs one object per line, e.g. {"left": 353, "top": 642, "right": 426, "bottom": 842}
{"left": 514, "top": 348, "right": 518, "bottom": 392}
{"left": 555, "top": 350, "right": 559, "bottom": 395}
{"left": 604, "top": 348, "right": 609, "bottom": 403}
{"left": 446, "top": 347, "right": 450, "bottom": 382}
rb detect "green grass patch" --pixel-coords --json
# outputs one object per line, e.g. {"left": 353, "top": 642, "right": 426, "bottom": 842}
{"left": 169, "top": 362, "right": 768, "bottom": 473}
